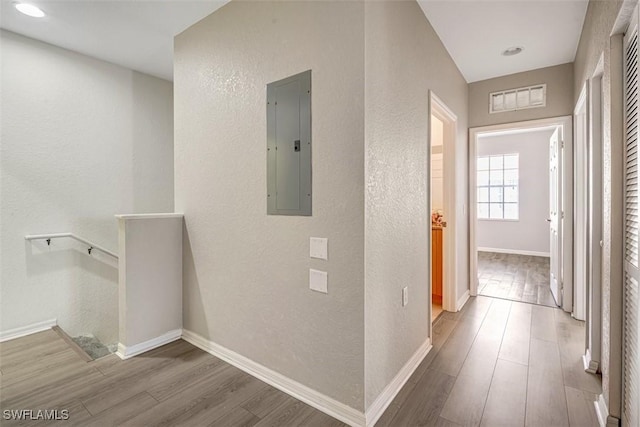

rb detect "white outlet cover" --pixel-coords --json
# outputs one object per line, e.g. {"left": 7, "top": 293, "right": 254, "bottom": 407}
{"left": 309, "top": 269, "right": 328, "bottom": 294}
{"left": 310, "top": 237, "right": 328, "bottom": 260}
{"left": 402, "top": 286, "right": 408, "bottom": 306}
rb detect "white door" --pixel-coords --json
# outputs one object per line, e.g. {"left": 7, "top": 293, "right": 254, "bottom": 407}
{"left": 549, "top": 128, "right": 562, "bottom": 306}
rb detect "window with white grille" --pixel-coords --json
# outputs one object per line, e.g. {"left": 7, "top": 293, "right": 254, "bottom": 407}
{"left": 489, "top": 84, "right": 546, "bottom": 114}
{"left": 477, "top": 154, "right": 519, "bottom": 220}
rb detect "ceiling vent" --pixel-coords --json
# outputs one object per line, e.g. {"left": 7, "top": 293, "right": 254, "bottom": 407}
{"left": 489, "top": 84, "right": 546, "bottom": 114}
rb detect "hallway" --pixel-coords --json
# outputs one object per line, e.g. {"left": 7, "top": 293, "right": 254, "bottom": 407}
{"left": 0, "top": 295, "right": 601, "bottom": 426}
{"left": 376, "top": 296, "right": 600, "bottom": 426}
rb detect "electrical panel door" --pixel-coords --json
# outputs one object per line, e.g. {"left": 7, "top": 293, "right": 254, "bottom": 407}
{"left": 267, "top": 70, "right": 311, "bottom": 216}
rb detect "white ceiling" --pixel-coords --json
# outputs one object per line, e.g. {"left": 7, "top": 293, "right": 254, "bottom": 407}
{"left": 418, "top": 0, "right": 589, "bottom": 83}
{"left": 0, "top": 0, "right": 228, "bottom": 81}
{"left": 1, "top": 0, "right": 588, "bottom": 83}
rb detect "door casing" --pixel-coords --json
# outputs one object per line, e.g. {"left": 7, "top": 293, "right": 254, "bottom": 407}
{"left": 469, "top": 116, "right": 573, "bottom": 314}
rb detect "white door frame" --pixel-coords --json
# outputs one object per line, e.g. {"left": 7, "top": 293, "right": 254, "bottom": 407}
{"left": 429, "top": 91, "right": 458, "bottom": 313}
{"left": 574, "top": 84, "right": 589, "bottom": 321}
{"left": 584, "top": 54, "right": 604, "bottom": 374}
{"left": 469, "top": 116, "right": 573, "bottom": 313}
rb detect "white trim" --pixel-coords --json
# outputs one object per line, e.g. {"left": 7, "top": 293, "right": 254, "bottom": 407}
{"left": 594, "top": 394, "right": 620, "bottom": 427}
{"left": 0, "top": 319, "right": 57, "bottom": 342}
{"left": 477, "top": 247, "right": 550, "bottom": 257}
{"left": 594, "top": 394, "right": 607, "bottom": 427}
{"left": 574, "top": 82, "right": 589, "bottom": 322}
{"left": 582, "top": 348, "right": 599, "bottom": 374}
{"left": 429, "top": 91, "right": 458, "bottom": 313}
{"left": 469, "top": 116, "right": 573, "bottom": 304}
{"left": 365, "top": 339, "right": 432, "bottom": 426}
{"left": 457, "top": 290, "right": 470, "bottom": 311}
{"left": 115, "top": 213, "right": 184, "bottom": 220}
{"left": 586, "top": 53, "right": 604, "bottom": 395}
{"left": 182, "top": 329, "right": 366, "bottom": 427}
{"left": 116, "top": 329, "right": 182, "bottom": 360}
{"left": 479, "top": 125, "right": 559, "bottom": 138}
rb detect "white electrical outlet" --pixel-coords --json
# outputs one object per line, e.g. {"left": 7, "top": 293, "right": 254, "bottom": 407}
{"left": 402, "top": 286, "right": 409, "bottom": 307}
{"left": 310, "top": 269, "right": 328, "bottom": 293}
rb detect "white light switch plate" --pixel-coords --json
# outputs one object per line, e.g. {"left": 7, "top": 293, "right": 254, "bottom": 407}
{"left": 310, "top": 269, "right": 328, "bottom": 293}
{"left": 402, "top": 286, "right": 408, "bottom": 307}
{"left": 310, "top": 237, "right": 328, "bottom": 260}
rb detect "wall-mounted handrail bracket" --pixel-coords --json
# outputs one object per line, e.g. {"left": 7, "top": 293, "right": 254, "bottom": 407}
{"left": 24, "top": 233, "right": 118, "bottom": 259}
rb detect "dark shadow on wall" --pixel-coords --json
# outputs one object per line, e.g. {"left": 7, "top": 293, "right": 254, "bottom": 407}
{"left": 182, "top": 222, "right": 209, "bottom": 339}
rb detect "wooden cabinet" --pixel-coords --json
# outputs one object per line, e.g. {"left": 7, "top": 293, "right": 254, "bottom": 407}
{"left": 432, "top": 227, "right": 443, "bottom": 304}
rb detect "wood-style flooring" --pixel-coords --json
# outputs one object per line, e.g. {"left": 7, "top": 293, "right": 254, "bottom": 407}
{"left": 376, "top": 296, "right": 601, "bottom": 427}
{"left": 0, "top": 295, "right": 600, "bottom": 427}
{"left": 477, "top": 251, "right": 556, "bottom": 307}
{"left": 0, "top": 332, "right": 346, "bottom": 426}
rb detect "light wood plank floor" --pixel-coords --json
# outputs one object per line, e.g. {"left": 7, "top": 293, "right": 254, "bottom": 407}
{"left": 0, "top": 295, "right": 600, "bottom": 427}
{"left": 377, "top": 296, "right": 601, "bottom": 427}
{"left": 0, "top": 332, "right": 346, "bottom": 426}
{"left": 478, "top": 252, "right": 556, "bottom": 307}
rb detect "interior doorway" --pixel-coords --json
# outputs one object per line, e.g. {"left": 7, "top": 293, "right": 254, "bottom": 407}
{"left": 429, "top": 92, "right": 457, "bottom": 325}
{"left": 469, "top": 116, "right": 573, "bottom": 311}
{"left": 474, "top": 126, "right": 555, "bottom": 306}
{"left": 431, "top": 113, "right": 445, "bottom": 321}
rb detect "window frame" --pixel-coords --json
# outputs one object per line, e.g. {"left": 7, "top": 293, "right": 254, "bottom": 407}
{"left": 476, "top": 153, "right": 520, "bottom": 221}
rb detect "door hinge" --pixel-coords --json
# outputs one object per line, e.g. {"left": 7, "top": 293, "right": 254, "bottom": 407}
{"left": 561, "top": 140, "right": 565, "bottom": 149}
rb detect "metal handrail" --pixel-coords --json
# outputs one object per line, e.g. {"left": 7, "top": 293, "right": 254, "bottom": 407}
{"left": 25, "top": 233, "right": 118, "bottom": 259}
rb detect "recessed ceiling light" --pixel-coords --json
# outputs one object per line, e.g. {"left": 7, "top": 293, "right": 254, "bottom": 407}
{"left": 14, "top": 3, "right": 45, "bottom": 18}
{"left": 502, "top": 46, "right": 524, "bottom": 57}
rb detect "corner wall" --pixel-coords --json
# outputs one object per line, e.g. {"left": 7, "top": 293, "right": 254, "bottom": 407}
{"left": 364, "top": 1, "right": 468, "bottom": 409}
{"left": 0, "top": 30, "right": 174, "bottom": 344}
{"left": 174, "top": 1, "right": 366, "bottom": 411}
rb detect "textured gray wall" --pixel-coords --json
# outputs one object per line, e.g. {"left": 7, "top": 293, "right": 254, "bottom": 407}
{"left": 364, "top": 0, "right": 469, "bottom": 409}
{"left": 175, "top": 1, "right": 366, "bottom": 411}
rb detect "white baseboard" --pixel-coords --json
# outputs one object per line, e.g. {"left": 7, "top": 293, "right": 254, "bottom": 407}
{"left": 181, "top": 329, "right": 365, "bottom": 427}
{"left": 116, "top": 328, "right": 182, "bottom": 360}
{"left": 0, "top": 319, "right": 57, "bottom": 342}
{"left": 365, "top": 339, "right": 432, "bottom": 426}
{"left": 457, "top": 290, "right": 470, "bottom": 311}
{"left": 594, "top": 394, "right": 607, "bottom": 427}
{"left": 594, "top": 394, "right": 620, "bottom": 427}
{"left": 582, "top": 349, "right": 599, "bottom": 374}
{"left": 478, "top": 247, "right": 550, "bottom": 257}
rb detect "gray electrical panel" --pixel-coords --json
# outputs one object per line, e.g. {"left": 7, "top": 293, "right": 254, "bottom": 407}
{"left": 267, "top": 70, "right": 312, "bottom": 216}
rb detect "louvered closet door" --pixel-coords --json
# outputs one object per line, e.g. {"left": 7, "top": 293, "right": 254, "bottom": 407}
{"left": 624, "top": 10, "right": 640, "bottom": 427}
